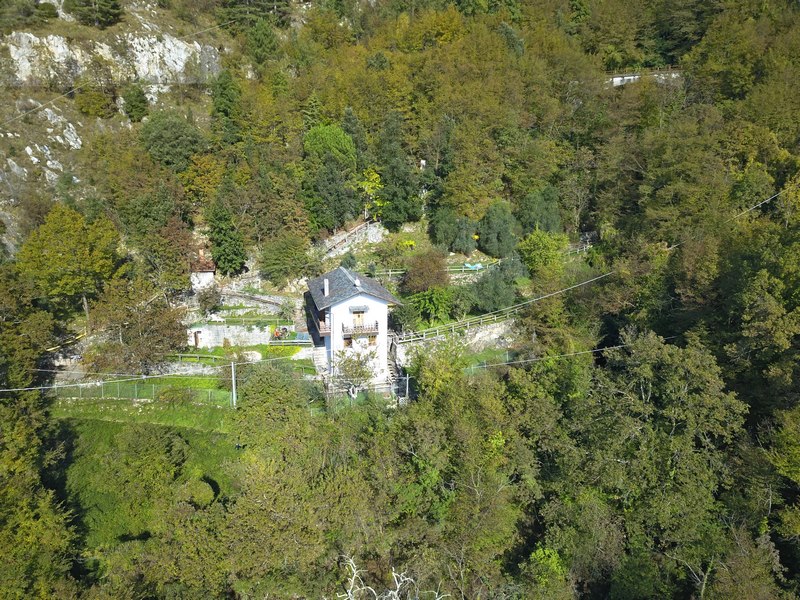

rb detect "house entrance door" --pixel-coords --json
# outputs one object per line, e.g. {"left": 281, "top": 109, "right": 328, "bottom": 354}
{"left": 353, "top": 311, "right": 364, "bottom": 327}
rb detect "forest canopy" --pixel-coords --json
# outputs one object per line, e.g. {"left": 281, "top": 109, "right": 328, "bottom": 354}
{"left": 3, "top": 0, "right": 800, "bottom": 597}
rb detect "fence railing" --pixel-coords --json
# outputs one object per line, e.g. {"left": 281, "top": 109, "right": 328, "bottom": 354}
{"left": 374, "top": 260, "right": 500, "bottom": 278}
{"left": 397, "top": 272, "right": 614, "bottom": 343}
{"left": 53, "top": 381, "right": 232, "bottom": 404}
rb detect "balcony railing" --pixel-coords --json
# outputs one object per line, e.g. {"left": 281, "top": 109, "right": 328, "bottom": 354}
{"left": 318, "top": 321, "right": 331, "bottom": 335}
{"left": 342, "top": 321, "right": 380, "bottom": 336}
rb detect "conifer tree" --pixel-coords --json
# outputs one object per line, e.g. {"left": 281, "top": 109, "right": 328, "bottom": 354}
{"left": 205, "top": 197, "right": 246, "bottom": 276}
{"left": 65, "top": 0, "right": 122, "bottom": 28}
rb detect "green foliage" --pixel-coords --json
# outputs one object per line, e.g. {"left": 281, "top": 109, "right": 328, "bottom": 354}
{"left": 16, "top": 204, "right": 119, "bottom": 318}
{"left": 205, "top": 198, "right": 246, "bottom": 276}
{"left": 472, "top": 266, "right": 517, "bottom": 312}
{"left": 517, "top": 229, "right": 568, "bottom": 283}
{"left": 0, "top": 1, "right": 57, "bottom": 32}
{"left": 245, "top": 18, "right": 279, "bottom": 65}
{"left": 122, "top": 84, "right": 148, "bottom": 122}
{"left": 65, "top": 0, "right": 122, "bottom": 28}
{"left": 339, "top": 251, "right": 357, "bottom": 269}
{"left": 304, "top": 124, "right": 357, "bottom": 170}
{"left": 197, "top": 285, "right": 222, "bottom": 314}
{"left": 258, "top": 232, "right": 309, "bottom": 287}
{"left": 516, "top": 185, "right": 562, "bottom": 234}
{"left": 477, "top": 202, "right": 517, "bottom": 258}
{"left": 74, "top": 87, "right": 116, "bottom": 118}
{"left": 411, "top": 287, "right": 452, "bottom": 322}
{"left": 400, "top": 249, "right": 448, "bottom": 295}
{"left": 430, "top": 207, "right": 477, "bottom": 254}
{"left": 140, "top": 111, "right": 204, "bottom": 172}
{"left": 211, "top": 70, "right": 242, "bottom": 143}
{"left": 376, "top": 112, "right": 421, "bottom": 230}
{"left": 87, "top": 277, "right": 187, "bottom": 373}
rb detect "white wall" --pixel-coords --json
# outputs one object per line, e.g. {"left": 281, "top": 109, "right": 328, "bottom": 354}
{"left": 190, "top": 271, "right": 215, "bottom": 292}
{"left": 187, "top": 324, "right": 269, "bottom": 349}
{"left": 325, "top": 293, "right": 390, "bottom": 382}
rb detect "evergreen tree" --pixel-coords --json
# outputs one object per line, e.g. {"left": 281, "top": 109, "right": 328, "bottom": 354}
{"left": 477, "top": 202, "right": 517, "bottom": 258}
{"left": 206, "top": 197, "right": 246, "bottom": 276}
{"left": 341, "top": 107, "right": 370, "bottom": 170}
{"left": 376, "top": 112, "right": 420, "bottom": 231}
{"left": 122, "top": 84, "right": 149, "bottom": 122}
{"left": 246, "top": 18, "right": 279, "bottom": 65}
{"left": 64, "top": 0, "right": 123, "bottom": 28}
{"left": 211, "top": 71, "right": 242, "bottom": 145}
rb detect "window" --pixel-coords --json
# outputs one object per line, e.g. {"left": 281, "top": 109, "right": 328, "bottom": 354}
{"left": 368, "top": 335, "right": 377, "bottom": 346}
{"left": 344, "top": 338, "right": 353, "bottom": 348}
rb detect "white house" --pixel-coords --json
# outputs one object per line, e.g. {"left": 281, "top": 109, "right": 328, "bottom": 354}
{"left": 307, "top": 267, "right": 400, "bottom": 383}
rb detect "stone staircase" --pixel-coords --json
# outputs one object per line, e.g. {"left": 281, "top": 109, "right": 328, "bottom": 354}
{"left": 311, "top": 346, "right": 328, "bottom": 377}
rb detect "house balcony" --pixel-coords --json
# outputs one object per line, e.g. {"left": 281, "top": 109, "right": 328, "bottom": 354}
{"left": 342, "top": 321, "right": 380, "bottom": 336}
{"left": 318, "top": 320, "right": 331, "bottom": 336}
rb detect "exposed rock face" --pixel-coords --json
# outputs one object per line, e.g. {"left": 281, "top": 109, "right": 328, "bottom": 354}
{"left": 2, "top": 30, "right": 221, "bottom": 87}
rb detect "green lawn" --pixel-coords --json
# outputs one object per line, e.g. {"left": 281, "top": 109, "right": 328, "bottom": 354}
{"left": 51, "top": 396, "right": 234, "bottom": 432}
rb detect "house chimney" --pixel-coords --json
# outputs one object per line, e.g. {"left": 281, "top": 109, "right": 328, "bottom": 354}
{"left": 324, "top": 278, "right": 329, "bottom": 296}
{"left": 354, "top": 277, "right": 361, "bottom": 286}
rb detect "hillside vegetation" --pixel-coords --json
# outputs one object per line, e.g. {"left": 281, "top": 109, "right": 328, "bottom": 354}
{"left": 3, "top": 0, "right": 800, "bottom": 597}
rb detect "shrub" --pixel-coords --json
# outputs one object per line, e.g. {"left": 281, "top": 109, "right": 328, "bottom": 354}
{"left": 515, "top": 185, "right": 562, "bottom": 234}
{"left": 517, "top": 229, "right": 568, "bottom": 282}
{"left": 259, "top": 232, "right": 309, "bottom": 287}
{"left": 411, "top": 287, "right": 452, "bottom": 323}
{"left": 430, "top": 207, "right": 477, "bottom": 255}
{"left": 140, "top": 111, "right": 204, "bottom": 172}
{"left": 401, "top": 250, "right": 448, "bottom": 295}
{"left": 390, "top": 302, "right": 420, "bottom": 332}
{"left": 477, "top": 202, "right": 517, "bottom": 258}
{"left": 122, "top": 84, "right": 149, "bottom": 122}
{"left": 75, "top": 87, "right": 116, "bottom": 118}
{"left": 197, "top": 285, "right": 221, "bottom": 314}
{"left": 339, "top": 252, "right": 357, "bottom": 269}
{"left": 472, "top": 268, "right": 517, "bottom": 313}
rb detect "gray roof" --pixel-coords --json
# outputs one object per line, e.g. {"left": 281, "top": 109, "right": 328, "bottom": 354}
{"left": 308, "top": 267, "right": 400, "bottom": 310}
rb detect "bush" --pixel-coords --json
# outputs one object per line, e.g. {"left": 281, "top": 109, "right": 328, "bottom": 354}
{"left": 65, "top": 0, "right": 123, "bottom": 28}
{"left": 390, "top": 302, "right": 420, "bottom": 332}
{"left": 472, "top": 268, "right": 517, "bottom": 313}
{"left": 122, "top": 84, "right": 149, "bottom": 122}
{"left": 75, "top": 87, "right": 116, "bottom": 118}
{"left": 259, "top": 232, "right": 309, "bottom": 287}
{"left": 400, "top": 250, "right": 448, "bottom": 295}
{"left": 515, "top": 185, "right": 562, "bottom": 234}
{"left": 477, "top": 202, "right": 517, "bottom": 258}
{"left": 197, "top": 285, "right": 221, "bottom": 314}
{"left": 430, "top": 207, "right": 477, "bottom": 255}
{"left": 157, "top": 385, "right": 195, "bottom": 409}
{"left": 517, "top": 229, "right": 568, "bottom": 282}
{"left": 339, "top": 252, "right": 357, "bottom": 269}
{"left": 140, "top": 111, "right": 204, "bottom": 172}
{"left": 411, "top": 287, "right": 452, "bottom": 323}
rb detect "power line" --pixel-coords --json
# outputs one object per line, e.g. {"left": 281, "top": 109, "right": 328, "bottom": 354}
{"left": 0, "top": 18, "right": 238, "bottom": 130}
{"left": 467, "top": 336, "right": 679, "bottom": 371}
{"left": 1, "top": 353, "right": 302, "bottom": 394}
{"left": 668, "top": 190, "right": 784, "bottom": 250}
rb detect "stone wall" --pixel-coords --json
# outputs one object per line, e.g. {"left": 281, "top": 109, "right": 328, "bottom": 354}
{"left": 187, "top": 324, "right": 270, "bottom": 349}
